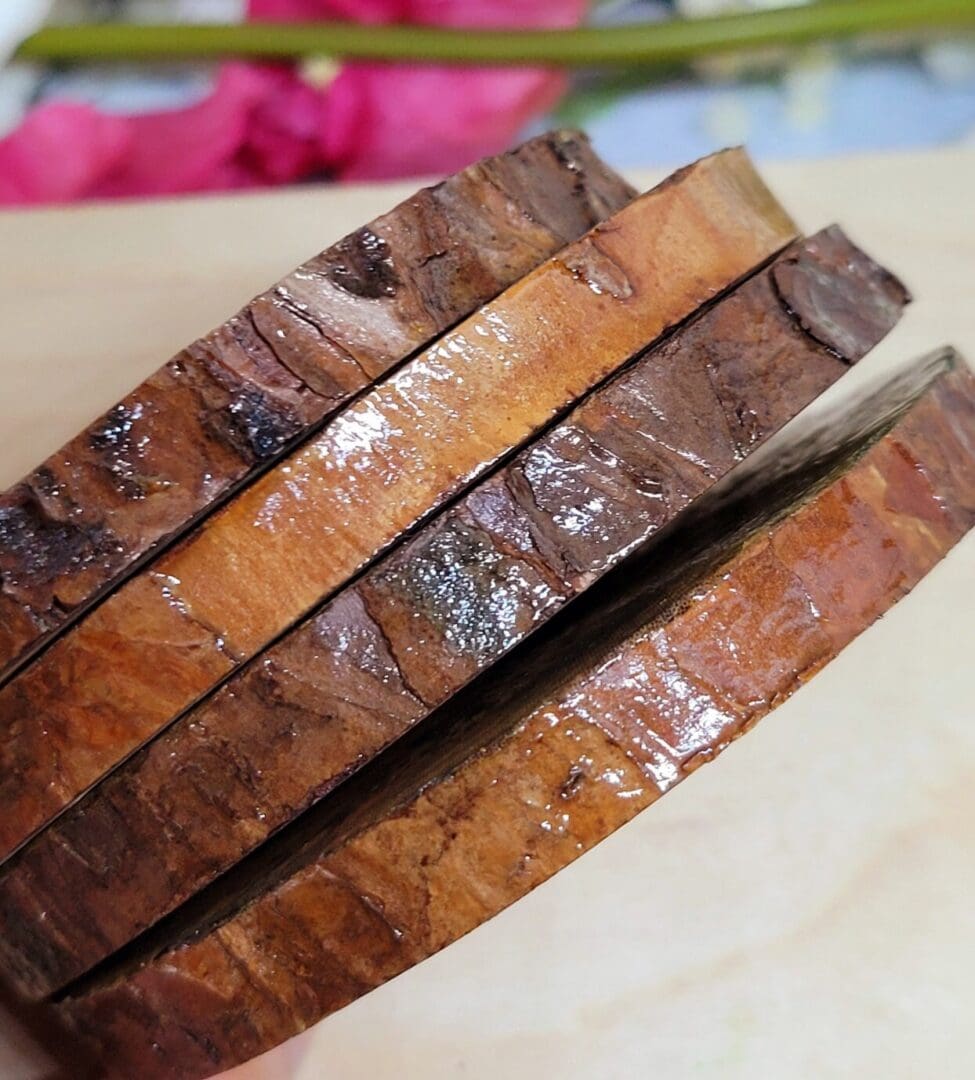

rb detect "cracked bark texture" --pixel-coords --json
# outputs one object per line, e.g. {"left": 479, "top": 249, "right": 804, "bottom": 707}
{"left": 56, "top": 355, "right": 975, "bottom": 1080}
{"left": 0, "top": 130, "right": 637, "bottom": 683}
{"left": 0, "top": 226, "right": 912, "bottom": 1000}
{"left": 0, "top": 148, "right": 799, "bottom": 861}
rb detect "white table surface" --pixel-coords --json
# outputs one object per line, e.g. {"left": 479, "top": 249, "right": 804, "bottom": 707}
{"left": 0, "top": 146, "right": 973, "bottom": 1080}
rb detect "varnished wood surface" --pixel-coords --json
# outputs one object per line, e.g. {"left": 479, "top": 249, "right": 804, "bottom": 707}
{"left": 0, "top": 148, "right": 796, "bottom": 864}
{"left": 0, "top": 146, "right": 973, "bottom": 1080}
{"left": 58, "top": 354, "right": 975, "bottom": 1080}
{"left": 0, "top": 226, "right": 906, "bottom": 1003}
{"left": 0, "top": 131, "right": 635, "bottom": 683}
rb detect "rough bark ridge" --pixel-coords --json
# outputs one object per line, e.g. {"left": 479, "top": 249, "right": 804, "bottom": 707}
{"left": 0, "top": 227, "right": 911, "bottom": 1000}
{"left": 0, "top": 130, "right": 637, "bottom": 682}
{"left": 56, "top": 353, "right": 975, "bottom": 1079}
{"left": 0, "top": 149, "right": 797, "bottom": 861}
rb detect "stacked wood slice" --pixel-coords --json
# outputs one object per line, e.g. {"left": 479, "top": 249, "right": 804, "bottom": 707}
{"left": 0, "top": 131, "right": 970, "bottom": 1080}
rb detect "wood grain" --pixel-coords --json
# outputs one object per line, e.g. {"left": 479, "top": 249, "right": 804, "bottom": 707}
{"left": 0, "top": 148, "right": 798, "bottom": 863}
{"left": 0, "top": 131, "right": 636, "bottom": 684}
{"left": 56, "top": 353, "right": 975, "bottom": 1080}
{"left": 0, "top": 226, "right": 910, "bottom": 1001}
{"left": 0, "top": 148, "right": 972, "bottom": 1080}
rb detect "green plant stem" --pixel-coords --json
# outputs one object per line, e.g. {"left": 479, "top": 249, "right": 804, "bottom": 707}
{"left": 15, "top": 0, "right": 975, "bottom": 68}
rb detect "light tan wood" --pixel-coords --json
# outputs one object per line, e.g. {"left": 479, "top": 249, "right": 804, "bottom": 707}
{"left": 0, "top": 146, "right": 973, "bottom": 1080}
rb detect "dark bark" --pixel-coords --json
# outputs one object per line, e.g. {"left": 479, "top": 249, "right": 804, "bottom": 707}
{"left": 0, "top": 130, "right": 636, "bottom": 682}
{"left": 0, "top": 227, "right": 910, "bottom": 1000}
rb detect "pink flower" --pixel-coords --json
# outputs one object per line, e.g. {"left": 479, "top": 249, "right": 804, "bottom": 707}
{"left": 0, "top": 64, "right": 294, "bottom": 203}
{"left": 249, "top": 0, "right": 583, "bottom": 30}
{"left": 98, "top": 64, "right": 279, "bottom": 197}
{"left": 0, "top": 0, "right": 585, "bottom": 204}
{"left": 0, "top": 101, "right": 128, "bottom": 203}
{"left": 320, "top": 63, "right": 568, "bottom": 180}
{"left": 250, "top": 0, "right": 585, "bottom": 180}
{"left": 250, "top": 0, "right": 405, "bottom": 20}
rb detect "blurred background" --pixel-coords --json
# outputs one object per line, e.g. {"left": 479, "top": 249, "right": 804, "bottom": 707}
{"left": 1, "top": 0, "right": 974, "bottom": 204}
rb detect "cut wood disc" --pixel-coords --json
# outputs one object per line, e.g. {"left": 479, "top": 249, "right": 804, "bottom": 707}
{"left": 55, "top": 349, "right": 975, "bottom": 1080}
{"left": 0, "top": 148, "right": 797, "bottom": 863}
{"left": 0, "top": 226, "right": 910, "bottom": 1001}
{"left": 0, "top": 130, "right": 636, "bottom": 684}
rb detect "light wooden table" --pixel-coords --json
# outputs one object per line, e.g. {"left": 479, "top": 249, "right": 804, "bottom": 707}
{"left": 1, "top": 147, "right": 973, "bottom": 1080}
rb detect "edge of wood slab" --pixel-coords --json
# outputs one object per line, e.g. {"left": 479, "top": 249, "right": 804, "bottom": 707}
{"left": 0, "top": 147, "right": 797, "bottom": 863}
{"left": 54, "top": 348, "right": 975, "bottom": 1079}
{"left": 0, "top": 225, "right": 911, "bottom": 1000}
{"left": 0, "top": 129, "right": 636, "bottom": 683}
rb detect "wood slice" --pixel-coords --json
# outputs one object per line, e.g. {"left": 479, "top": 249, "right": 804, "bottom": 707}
{"left": 0, "top": 148, "right": 798, "bottom": 862}
{"left": 0, "top": 226, "right": 910, "bottom": 1000}
{"left": 0, "top": 130, "right": 636, "bottom": 683}
{"left": 54, "top": 349, "right": 975, "bottom": 1079}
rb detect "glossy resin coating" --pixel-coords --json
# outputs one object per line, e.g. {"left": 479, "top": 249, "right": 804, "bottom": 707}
{"left": 0, "top": 149, "right": 797, "bottom": 861}
{"left": 0, "top": 130, "right": 636, "bottom": 682}
{"left": 56, "top": 356, "right": 975, "bottom": 1079}
{"left": 0, "top": 227, "right": 910, "bottom": 999}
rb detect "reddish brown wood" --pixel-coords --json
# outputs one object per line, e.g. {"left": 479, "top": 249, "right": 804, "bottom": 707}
{"left": 0, "top": 149, "right": 798, "bottom": 862}
{"left": 0, "top": 226, "right": 910, "bottom": 1000}
{"left": 55, "top": 351, "right": 975, "bottom": 1080}
{"left": 0, "top": 130, "right": 636, "bottom": 682}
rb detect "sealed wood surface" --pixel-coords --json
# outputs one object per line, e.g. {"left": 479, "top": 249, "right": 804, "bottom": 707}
{"left": 0, "top": 131, "right": 635, "bottom": 683}
{"left": 55, "top": 355, "right": 975, "bottom": 1079}
{"left": 0, "top": 226, "right": 910, "bottom": 1001}
{"left": 0, "top": 149, "right": 796, "bottom": 863}
{"left": 0, "top": 148, "right": 972, "bottom": 1080}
